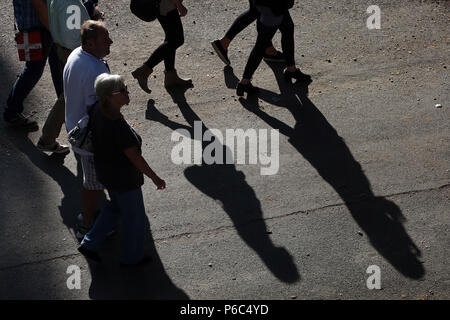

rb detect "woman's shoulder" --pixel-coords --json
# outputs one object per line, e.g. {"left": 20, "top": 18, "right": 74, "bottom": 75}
{"left": 110, "top": 115, "right": 134, "bottom": 133}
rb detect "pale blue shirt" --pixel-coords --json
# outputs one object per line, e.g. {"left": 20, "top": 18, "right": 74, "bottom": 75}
{"left": 64, "top": 47, "right": 110, "bottom": 154}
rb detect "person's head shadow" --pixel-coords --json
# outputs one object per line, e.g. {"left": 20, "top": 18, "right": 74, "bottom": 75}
{"left": 82, "top": 88, "right": 190, "bottom": 298}
{"left": 235, "top": 63, "right": 425, "bottom": 279}
{"left": 146, "top": 85, "right": 300, "bottom": 283}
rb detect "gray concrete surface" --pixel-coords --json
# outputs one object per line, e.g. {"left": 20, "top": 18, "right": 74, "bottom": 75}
{"left": 0, "top": 0, "right": 448, "bottom": 300}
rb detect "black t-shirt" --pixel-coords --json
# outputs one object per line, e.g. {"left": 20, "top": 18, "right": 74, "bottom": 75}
{"left": 91, "top": 106, "right": 144, "bottom": 192}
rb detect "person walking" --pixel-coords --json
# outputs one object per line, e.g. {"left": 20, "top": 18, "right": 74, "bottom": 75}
{"left": 35, "top": 0, "right": 93, "bottom": 153}
{"left": 63, "top": 20, "right": 113, "bottom": 239}
{"left": 131, "top": 0, "right": 192, "bottom": 93}
{"left": 4, "top": 0, "right": 67, "bottom": 154}
{"left": 78, "top": 73, "right": 166, "bottom": 265}
{"left": 211, "top": 0, "right": 284, "bottom": 66}
{"left": 236, "top": 0, "right": 312, "bottom": 97}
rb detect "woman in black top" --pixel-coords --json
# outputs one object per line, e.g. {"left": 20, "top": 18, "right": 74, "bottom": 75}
{"left": 78, "top": 73, "right": 166, "bottom": 266}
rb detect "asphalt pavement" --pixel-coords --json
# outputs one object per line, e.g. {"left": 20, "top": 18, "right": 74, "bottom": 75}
{"left": 0, "top": 0, "right": 448, "bottom": 300}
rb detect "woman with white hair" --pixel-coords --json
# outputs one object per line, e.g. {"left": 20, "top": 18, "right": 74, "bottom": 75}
{"left": 78, "top": 73, "right": 166, "bottom": 266}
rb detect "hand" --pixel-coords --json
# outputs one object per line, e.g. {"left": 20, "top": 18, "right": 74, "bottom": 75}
{"left": 177, "top": 4, "right": 187, "bottom": 17}
{"left": 153, "top": 177, "right": 166, "bottom": 190}
{"left": 93, "top": 7, "right": 105, "bottom": 21}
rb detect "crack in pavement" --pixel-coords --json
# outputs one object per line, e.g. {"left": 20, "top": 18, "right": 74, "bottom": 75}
{"left": 153, "top": 182, "right": 450, "bottom": 242}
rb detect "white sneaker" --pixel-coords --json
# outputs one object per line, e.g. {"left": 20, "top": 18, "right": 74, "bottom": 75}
{"left": 37, "top": 141, "right": 70, "bottom": 154}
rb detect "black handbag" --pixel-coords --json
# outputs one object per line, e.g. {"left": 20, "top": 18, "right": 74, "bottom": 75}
{"left": 130, "top": 0, "right": 161, "bottom": 22}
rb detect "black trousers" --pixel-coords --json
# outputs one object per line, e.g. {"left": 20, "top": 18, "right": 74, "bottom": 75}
{"left": 225, "top": 0, "right": 257, "bottom": 40}
{"left": 224, "top": 0, "right": 274, "bottom": 50}
{"left": 242, "top": 10, "right": 295, "bottom": 80}
{"left": 144, "top": 9, "right": 184, "bottom": 71}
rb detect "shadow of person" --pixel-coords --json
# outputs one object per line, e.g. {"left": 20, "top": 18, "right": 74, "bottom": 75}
{"left": 145, "top": 85, "right": 300, "bottom": 283}
{"left": 86, "top": 214, "right": 189, "bottom": 300}
{"left": 235, "top": 63, "right": 424, "bottom": 279}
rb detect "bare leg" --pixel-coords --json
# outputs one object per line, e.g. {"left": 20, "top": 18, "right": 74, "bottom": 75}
{"left": 82, "top": 188, "right": 103, "bottom": 226}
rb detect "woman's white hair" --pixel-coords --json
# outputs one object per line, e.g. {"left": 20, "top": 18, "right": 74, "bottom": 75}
{"left": 94, "top": 73, "right": 124, "bottom": 107}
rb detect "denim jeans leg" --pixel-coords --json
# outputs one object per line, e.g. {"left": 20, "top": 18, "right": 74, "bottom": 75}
{"left": 4, "top": 58, "right": 47, "bottom": 117}
{"left": 115, "top": 188, "right": 146, "bottom": 264}
{"left": 81, "top": 191, "right": 120, "bottom": 252}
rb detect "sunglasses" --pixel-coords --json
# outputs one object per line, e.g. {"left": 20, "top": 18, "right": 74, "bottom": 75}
{"left": 111, "top": 85, "right": 128, "bottom": 95}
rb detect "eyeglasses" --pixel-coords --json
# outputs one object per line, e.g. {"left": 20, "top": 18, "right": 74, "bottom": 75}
{"left": 111, "top": 85, "right": 128, "bottom": 95}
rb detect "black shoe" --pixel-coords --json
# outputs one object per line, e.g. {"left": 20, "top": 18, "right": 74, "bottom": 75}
{"left": 263, "top": 50, "right": 285, "bottom": 63}
{"left": 78, "top": 245, "right": 102, "bottom": 262}
{"left": 4, "top": 113, "right": 38, "bottom": 130}
{"left": 211, "top": 40, "right": 230, "bottom": 65}
{"left": 120, "top": 255, "right": 153, "bottom": 268}
{"left": 236, "top": 82, "right": 258, "bottom": 97}
{"left": 284, "top": 69, "right": 312, "bottom": 84}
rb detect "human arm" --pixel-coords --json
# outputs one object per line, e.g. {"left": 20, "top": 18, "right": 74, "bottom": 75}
{"left": 123, "top": 146, "right": 166, "bottom": 190}
{"left": 82, "top": 0, "right": 104, "bottom": 20}
{"left": 171, "top": 0, "right": 187, "bottom": 17}
{"left": 31, "top": 0, "right": 49, "bottom": 30}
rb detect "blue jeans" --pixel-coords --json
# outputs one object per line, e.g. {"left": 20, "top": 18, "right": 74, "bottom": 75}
{"left": 4, "top": 29, "right": 63, "bottom": 118}
{"left": 81, "top": 188, "right": 147, "bottom": 264}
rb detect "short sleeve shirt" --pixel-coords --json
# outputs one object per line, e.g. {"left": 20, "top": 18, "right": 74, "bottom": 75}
{"left": 64, "top": 47, "right": 109, "bottom": 154}
{"left": 91, "top": 107, "right": 144, "bottom": 192}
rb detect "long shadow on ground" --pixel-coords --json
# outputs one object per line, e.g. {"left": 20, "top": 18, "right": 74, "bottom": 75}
{"left": 146, "top": 85, "right": 300, "bottom": 283}
{"left": 231, "top": 63, "right": 424, "bottom": 279}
